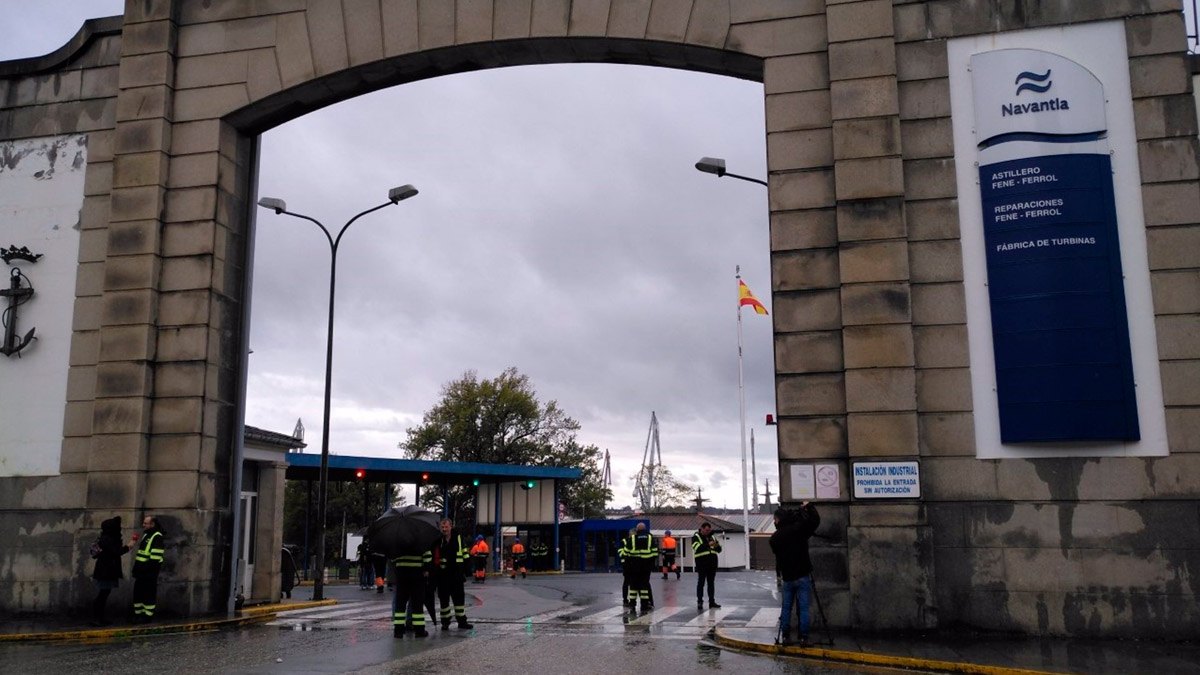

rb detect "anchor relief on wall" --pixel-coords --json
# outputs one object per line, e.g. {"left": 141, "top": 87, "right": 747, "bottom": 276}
{"left": 0, "top": 245, "right": 41, "bottom": 357}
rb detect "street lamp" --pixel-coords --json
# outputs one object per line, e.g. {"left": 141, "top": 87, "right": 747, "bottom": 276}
{"left": 694, "top": 156, "right": 769, "bottom": 187}
{"left": 696, "top": 156, "right": 768, "bottom": 571}
{"left": 256, "top": 184, "right": 419, "bottom": 600}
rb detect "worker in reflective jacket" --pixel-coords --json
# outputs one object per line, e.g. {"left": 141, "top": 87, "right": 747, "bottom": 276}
{"left": 131, "top": 515, "right": 165, "bottom": 622}
{"left": 432, "top": 519, "right": 474, "bottom": 630}
{"left": 660, "top": 530, "right": 680, "bottom": 580}
{"left": 626, "top": 522, "right": 658, "bottom": 611}
{"left": 392, "top": 548, "right": 432, "bottom": 638}
{"left": 470, "top": 535, "right": 489, "bottom": 583}
{"left": 692, "top": 522, "right": 723, "bottom": 610}
{"left": 510, "top": 538, "right": 526, "bottom": 579}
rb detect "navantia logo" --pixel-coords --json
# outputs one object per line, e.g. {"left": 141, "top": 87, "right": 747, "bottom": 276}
{"left": 1002, "top": 68, "right": 1068, "bottom": 117}
{"left": 1015, "top": 69, "right": 1052, "bottom": 95}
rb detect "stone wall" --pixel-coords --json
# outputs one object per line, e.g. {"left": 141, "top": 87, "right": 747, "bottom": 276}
{"left": 0, "top": 0, "right": 1195, "bottom": 635}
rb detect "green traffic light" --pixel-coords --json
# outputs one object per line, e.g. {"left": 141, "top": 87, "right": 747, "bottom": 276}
{"left": 472, "top": 479, "right": 480, "bottom": 486}
{"left": 526, "top": 480, "right": 535, "bottom": 488}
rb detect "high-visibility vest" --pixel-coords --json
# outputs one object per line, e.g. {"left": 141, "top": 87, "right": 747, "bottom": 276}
{"left": 135, "top": 530, "right": 164, "bottom": 564}
{"left": 512, "top": 543, "right": 525, "bottom": 557}
{"left": 437, "top": 535, "right": 469, "bottom": 569}
{"left": 629, "top": 533, "right": 657, "bottom": 559}
{"left": 472, "top": 541, "right": 489, "bottom": 555}
{"left": 661, "top": 535, "right": 677, "bottom": 553}
{"left": 692, "top": 531, "right": 721, "bottom": 559}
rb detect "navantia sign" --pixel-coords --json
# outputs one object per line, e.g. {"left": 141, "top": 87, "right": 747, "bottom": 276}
{"left": 970, "top": 49, "right": 1138, "bottom": 443}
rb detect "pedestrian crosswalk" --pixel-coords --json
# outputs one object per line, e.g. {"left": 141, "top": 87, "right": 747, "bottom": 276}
{"left": 265, "top": 601, "right": 781, "bottom": 635}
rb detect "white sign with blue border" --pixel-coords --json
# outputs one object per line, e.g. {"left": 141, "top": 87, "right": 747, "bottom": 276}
{"left": 852, "top": 462, "right": 920, "bottom": 499}
{"left": 970, "top": 48, "right": 1139, "bottom": 444}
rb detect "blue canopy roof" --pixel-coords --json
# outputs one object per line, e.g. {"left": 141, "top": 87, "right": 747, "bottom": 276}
{"left": 285, "top": 453, "right": 581, "bottom": 485}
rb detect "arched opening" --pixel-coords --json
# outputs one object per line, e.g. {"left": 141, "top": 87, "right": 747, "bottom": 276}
{"left": 242, "top": 60, "right": 776, "bottom": 587}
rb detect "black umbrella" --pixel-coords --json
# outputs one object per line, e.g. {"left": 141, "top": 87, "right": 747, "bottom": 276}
{"left": 366, "top": 505, "right": 441, "bottom": 558}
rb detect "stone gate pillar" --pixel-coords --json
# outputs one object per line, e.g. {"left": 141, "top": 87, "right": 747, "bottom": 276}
{"left": 89, "top": 0, "right": 249, "bottom": 615}
{"left": 827, "top": 0, "right": 935, "bottom": 631}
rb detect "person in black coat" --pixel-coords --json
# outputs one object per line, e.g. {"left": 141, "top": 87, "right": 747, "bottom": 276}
{"left": 90, "top": 516, "right": 130, "bottom": 625}
{"left": 769, "top": 503, "right": 820, "bottom": 646}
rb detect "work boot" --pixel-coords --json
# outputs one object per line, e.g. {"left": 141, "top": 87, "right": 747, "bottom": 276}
{"left": 458, "top": 620, "right": 474, "bottom": 630}
{"left": 708, "top": 601, "right": 721, "bottom": 609}
{"left": 676, "top": 571, "right": 681, "bottom": 580}
{"left": 696, "top": 600, "right": 704, "bottom": 610}
{"left": 393, "top": 625, "right": 405, "bottom": 638}
{"left": 413, "top": 628, "right": 428, "bottom": 638}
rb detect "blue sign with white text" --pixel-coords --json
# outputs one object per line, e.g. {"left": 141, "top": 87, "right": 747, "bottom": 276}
{"left": 978, "top": 153, "right": 1139, "bottom": 442}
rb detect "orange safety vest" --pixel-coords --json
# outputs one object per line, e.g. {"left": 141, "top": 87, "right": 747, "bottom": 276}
{"left": 661, "top": 535, "right": 677, "bottom": 552}
{"left": 512, "top": 542, "right": 525, "bottom": 556}
{"left": 472, "top": 541, "right": 489, "bottom": 555}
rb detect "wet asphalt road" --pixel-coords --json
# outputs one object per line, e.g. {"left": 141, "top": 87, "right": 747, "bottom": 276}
{"left": 3, "top": 571, "right": 898, "bottom": 675}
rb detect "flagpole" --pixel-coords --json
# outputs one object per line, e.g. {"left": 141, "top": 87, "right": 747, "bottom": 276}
{"left": 735, "top": 266, "right": 751, "bottom": 571}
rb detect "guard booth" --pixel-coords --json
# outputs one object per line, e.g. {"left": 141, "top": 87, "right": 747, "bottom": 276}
{"left": 285, "top": 455, "right": 581, "bottom": 575}
{"left": 558, "top": 518, "right": 648, "bottom": 572}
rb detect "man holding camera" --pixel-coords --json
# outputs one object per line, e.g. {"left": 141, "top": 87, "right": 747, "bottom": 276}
{"left": 769, "top": 502, "right": 820, "bottom": 646}
{"left": 692, "top": 522, "right": 723, "bottom": 610}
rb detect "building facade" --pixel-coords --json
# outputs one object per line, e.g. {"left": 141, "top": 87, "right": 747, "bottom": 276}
{"left": 0, "top": 1, "right": 1196, "bottom": 636}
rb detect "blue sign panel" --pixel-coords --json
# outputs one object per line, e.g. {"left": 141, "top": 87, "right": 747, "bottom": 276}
{"left": 978, "top": 153, "right": 1139, "bottom": 442}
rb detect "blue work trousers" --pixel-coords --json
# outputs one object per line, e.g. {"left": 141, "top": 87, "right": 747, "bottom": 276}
{"left": 779, "top": 575, "right": 812, "bottom": 637}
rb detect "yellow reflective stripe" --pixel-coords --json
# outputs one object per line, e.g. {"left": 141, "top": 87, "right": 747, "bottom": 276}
{"left": 136, "top": 532, "right": 164, "bottom": 562}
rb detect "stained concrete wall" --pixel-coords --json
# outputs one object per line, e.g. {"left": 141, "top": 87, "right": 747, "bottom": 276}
{"left": 0, "top": 0, "right": 1195, "bottom": 636}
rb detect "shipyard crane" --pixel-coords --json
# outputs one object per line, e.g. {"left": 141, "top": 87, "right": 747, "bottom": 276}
{"left": 633, "top": 411, "right": 664, "bottom": 511}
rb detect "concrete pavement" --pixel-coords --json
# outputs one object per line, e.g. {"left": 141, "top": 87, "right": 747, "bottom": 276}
{"left": 713, "top": 625, "right": 1200, "bottom": 675}
{"left": 0, "top": 596, "right": 335, "bottom": 643}
{"left": 6, "top": 576, "right": 1199, "bottom": 675}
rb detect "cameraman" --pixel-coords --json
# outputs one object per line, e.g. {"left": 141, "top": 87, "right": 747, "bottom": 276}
{"left": 769, "top": 502, "right": 820, "bottom": 646}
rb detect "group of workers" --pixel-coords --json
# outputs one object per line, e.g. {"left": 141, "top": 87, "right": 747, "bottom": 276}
{"left": 390, "top": 519, "right": 476, "bottom": 638}
{"left": 391, "top": 521, "right": 729, "bottom": 634}
{"left": 619, "top": 522, "right": 724, "bottom": 612}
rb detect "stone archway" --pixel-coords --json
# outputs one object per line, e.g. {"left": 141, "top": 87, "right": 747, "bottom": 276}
{"left": 2, "top": 1, "right": 1197, "bottom": 637}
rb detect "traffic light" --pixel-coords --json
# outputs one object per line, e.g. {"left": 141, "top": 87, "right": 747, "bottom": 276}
{"left": 421, "top": 473, "right": 429, "bottom": 481}
{"left": 472, "top": 478, "right": 480, "bottom": 487}
{"left": 355, "top": 469, "right": 365, "bottom": 480}
{"left": 520, "top": 480, "right": 535, "bottom": 490}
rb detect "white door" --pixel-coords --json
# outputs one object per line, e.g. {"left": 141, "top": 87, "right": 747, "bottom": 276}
{"left": 239, "top": 491, "right": 257, "bottom": 600}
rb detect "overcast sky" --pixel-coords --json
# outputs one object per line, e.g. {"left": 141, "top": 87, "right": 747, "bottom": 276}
{"left": 8, "top": 1, "right": 786, "bottom": 512}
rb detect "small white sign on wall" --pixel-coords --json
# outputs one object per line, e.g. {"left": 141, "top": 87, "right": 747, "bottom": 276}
{"left": 815, "top": 464, "right": 840, "bottom": 499}
{"left": 789, "top": 464, "right": 815, "bottom": 501}
{"left": 852, "top": 461, "right": 920, "bottom": 499}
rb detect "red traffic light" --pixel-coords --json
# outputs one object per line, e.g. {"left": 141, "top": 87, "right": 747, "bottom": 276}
{"left": 355, "top": 469, "right": 365, "bottom": 480}
{"left": 421, "top": 473, "right": 429, "bottom": 481}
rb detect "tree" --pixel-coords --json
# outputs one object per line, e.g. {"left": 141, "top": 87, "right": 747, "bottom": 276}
{"left": 282, "top": 478, "right": 405, "bottom": 568}
{"left": 631, "top": 463, "right": 695, "bottom": 509}
{"left": 401, "top": 368, "right": 611, "bottom": 520}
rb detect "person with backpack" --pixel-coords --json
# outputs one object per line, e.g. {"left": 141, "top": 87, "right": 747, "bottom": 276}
{"left": 131, "top": 515, "right": 165, "bottom": 622}
{"left": 90, "top": 516, "right": 130, "bottom": 625}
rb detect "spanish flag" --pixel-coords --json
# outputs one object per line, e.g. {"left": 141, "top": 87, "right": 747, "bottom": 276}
{"left": 738, "top": 279, "right": 768, "bottom": 315}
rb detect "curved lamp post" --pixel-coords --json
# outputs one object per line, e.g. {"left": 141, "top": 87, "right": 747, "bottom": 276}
{"left": 695, "top": 156, "right": 768, "bottom": 187}
{"left": 257, "top": 184, "right": 419, "bottom": 600}
{"left": 695, "top": 156, "right": 768, "bottom": 571}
